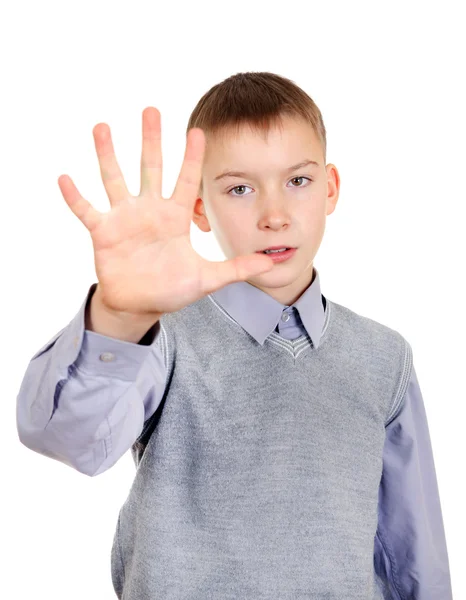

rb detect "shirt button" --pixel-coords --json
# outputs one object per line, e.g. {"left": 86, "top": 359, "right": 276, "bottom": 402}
{"left": 99, "top": 352, "right": 115, "bottom": 362}
{"left": 281, "top": 312, "right": 290, "bottom": 322}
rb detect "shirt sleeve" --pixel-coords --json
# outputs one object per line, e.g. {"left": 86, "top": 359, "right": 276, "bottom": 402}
{"left": 374, "top": 362, "right": 453, "bottom": 599}
{"left": 16, "top": 283, "right": 168, "bottom": 477}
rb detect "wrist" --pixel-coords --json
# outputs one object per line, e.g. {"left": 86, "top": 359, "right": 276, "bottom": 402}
{"left": 86, "top": 287, "right": 162, "bottom": 343}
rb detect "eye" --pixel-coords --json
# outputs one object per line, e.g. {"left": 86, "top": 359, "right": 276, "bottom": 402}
{"left": 226, "top": 176, "right": 313, "bottom": 197}
{"left": 227, "top": 184, "right": 253, "bottom": 197}
{"left": 289, "top": 176, "right": 313, "bottom": 187}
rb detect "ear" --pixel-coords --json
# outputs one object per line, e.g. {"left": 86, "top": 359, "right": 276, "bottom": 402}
{"left": 192, "top": 197, "right": 212, "bottom": 232}
{"left": 325, "top": 163, "right": 340, "bottom": 216}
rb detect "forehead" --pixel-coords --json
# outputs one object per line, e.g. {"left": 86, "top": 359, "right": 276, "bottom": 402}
{"left": 204, "top": 115, "right": 322, "bottom": 166}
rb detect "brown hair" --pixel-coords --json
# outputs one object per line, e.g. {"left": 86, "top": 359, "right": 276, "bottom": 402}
{"left": 186, "top": 71, "right": 327, "bottom": 194}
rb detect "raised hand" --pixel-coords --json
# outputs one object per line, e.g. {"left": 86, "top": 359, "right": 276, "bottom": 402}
{"left": 58, "top": 107, "right": 274, "bottom": 318}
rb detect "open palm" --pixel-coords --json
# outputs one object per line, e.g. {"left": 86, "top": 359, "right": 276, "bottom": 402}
{"left": 57, "top": 107, "right": 274, "bottom": 317}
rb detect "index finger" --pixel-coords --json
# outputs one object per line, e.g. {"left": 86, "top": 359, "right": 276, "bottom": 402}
{"left": 171, "top": 127, "right": 205, "bottom": 211}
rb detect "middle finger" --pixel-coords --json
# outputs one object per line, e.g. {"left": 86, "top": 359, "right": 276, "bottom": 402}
{"left": 140, "top": 107, "right": 163, "bottom": 198}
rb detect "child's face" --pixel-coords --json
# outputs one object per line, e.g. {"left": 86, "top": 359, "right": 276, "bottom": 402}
{"left": 193, "top": 114, "right": 340, "bottom": 305}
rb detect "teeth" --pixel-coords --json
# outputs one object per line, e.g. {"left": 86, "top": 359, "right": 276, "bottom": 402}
{"left": 264, "top": 248, "right": 287, "bottom": 254}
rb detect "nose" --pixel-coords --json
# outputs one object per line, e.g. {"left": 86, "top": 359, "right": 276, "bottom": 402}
{"left": 257, "top": 195, "right": 292, "bottom": 230}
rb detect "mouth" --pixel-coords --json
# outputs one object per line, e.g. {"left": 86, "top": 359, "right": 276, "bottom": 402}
{"left": 256, "top": 246, "right": 296, "bottom": 254}
{"left": 255, "top": 247, "right": 297, "bottom": 263}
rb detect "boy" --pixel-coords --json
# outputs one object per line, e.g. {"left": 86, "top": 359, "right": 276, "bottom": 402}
{"left": 16, "top": 71, "right": 453, "bottom": 599}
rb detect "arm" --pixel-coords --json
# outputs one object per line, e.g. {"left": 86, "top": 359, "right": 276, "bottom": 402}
{"left": 374, "top": 363, "right": 453, "bottom": 599}
{"left": 16, "top": 283, "right": 168, "bottom": 476}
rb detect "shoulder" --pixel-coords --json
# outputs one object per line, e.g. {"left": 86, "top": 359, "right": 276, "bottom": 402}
{"left": 327, "top": 297, "right": 410, "bottom": 351}
{"left": 327, "top": 299, "right": 414, "bottom": 424}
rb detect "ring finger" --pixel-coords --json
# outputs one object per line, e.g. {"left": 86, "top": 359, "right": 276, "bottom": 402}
{"left": 93, "top": 123, "right": 131, "bottom": 207}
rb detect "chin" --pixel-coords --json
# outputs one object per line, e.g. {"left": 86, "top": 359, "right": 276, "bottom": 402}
{"left": 247, "top": 269, "right": 298, "bottom": 284}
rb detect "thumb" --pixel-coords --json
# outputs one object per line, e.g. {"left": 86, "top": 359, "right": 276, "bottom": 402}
{"left": 200, "top": 253, "right": 275, "bottom": 294}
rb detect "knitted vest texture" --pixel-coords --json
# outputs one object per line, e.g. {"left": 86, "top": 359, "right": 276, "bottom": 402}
{"left": 110, "top": 293, "right": 412, "bottom": 599}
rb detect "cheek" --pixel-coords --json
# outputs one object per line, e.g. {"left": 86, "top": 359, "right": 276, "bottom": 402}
{"left": 214, "top": 213, "right": 245, "bottom": 247}
{"left": 228, "top": 222, "right": 249, "bottom": 246}
{"left": 302, "top": 195, "right": 327, "bottom": 220}
{"left": 217, "top": 209, "right": 242, "bottom": 231}
{"left": 223, "top": 217, "right": 252, "bottom": 249}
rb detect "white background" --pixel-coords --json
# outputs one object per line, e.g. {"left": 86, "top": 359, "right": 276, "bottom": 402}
{"left": 2, "top": 0, "right": 464, "bottom": 598}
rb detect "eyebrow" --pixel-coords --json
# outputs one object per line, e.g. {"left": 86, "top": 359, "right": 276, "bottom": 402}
{"left": 213, "top": 159, "right": 320, "bottom": 182}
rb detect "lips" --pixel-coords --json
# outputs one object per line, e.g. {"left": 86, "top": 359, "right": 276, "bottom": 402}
{"left": 257, "top": 247, "right": 297, "bottom": 263}
{"left": 256, "top": 246, "right": 294, "bottom": 252}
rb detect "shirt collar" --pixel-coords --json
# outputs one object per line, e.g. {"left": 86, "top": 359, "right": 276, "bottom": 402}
{"left": 210, "top": 266, "right": 326, "bottom": 348}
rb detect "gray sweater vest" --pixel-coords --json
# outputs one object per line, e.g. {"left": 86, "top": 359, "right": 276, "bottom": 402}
{"left": 110, "top": 292, "right": 412, "bottom": 599}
